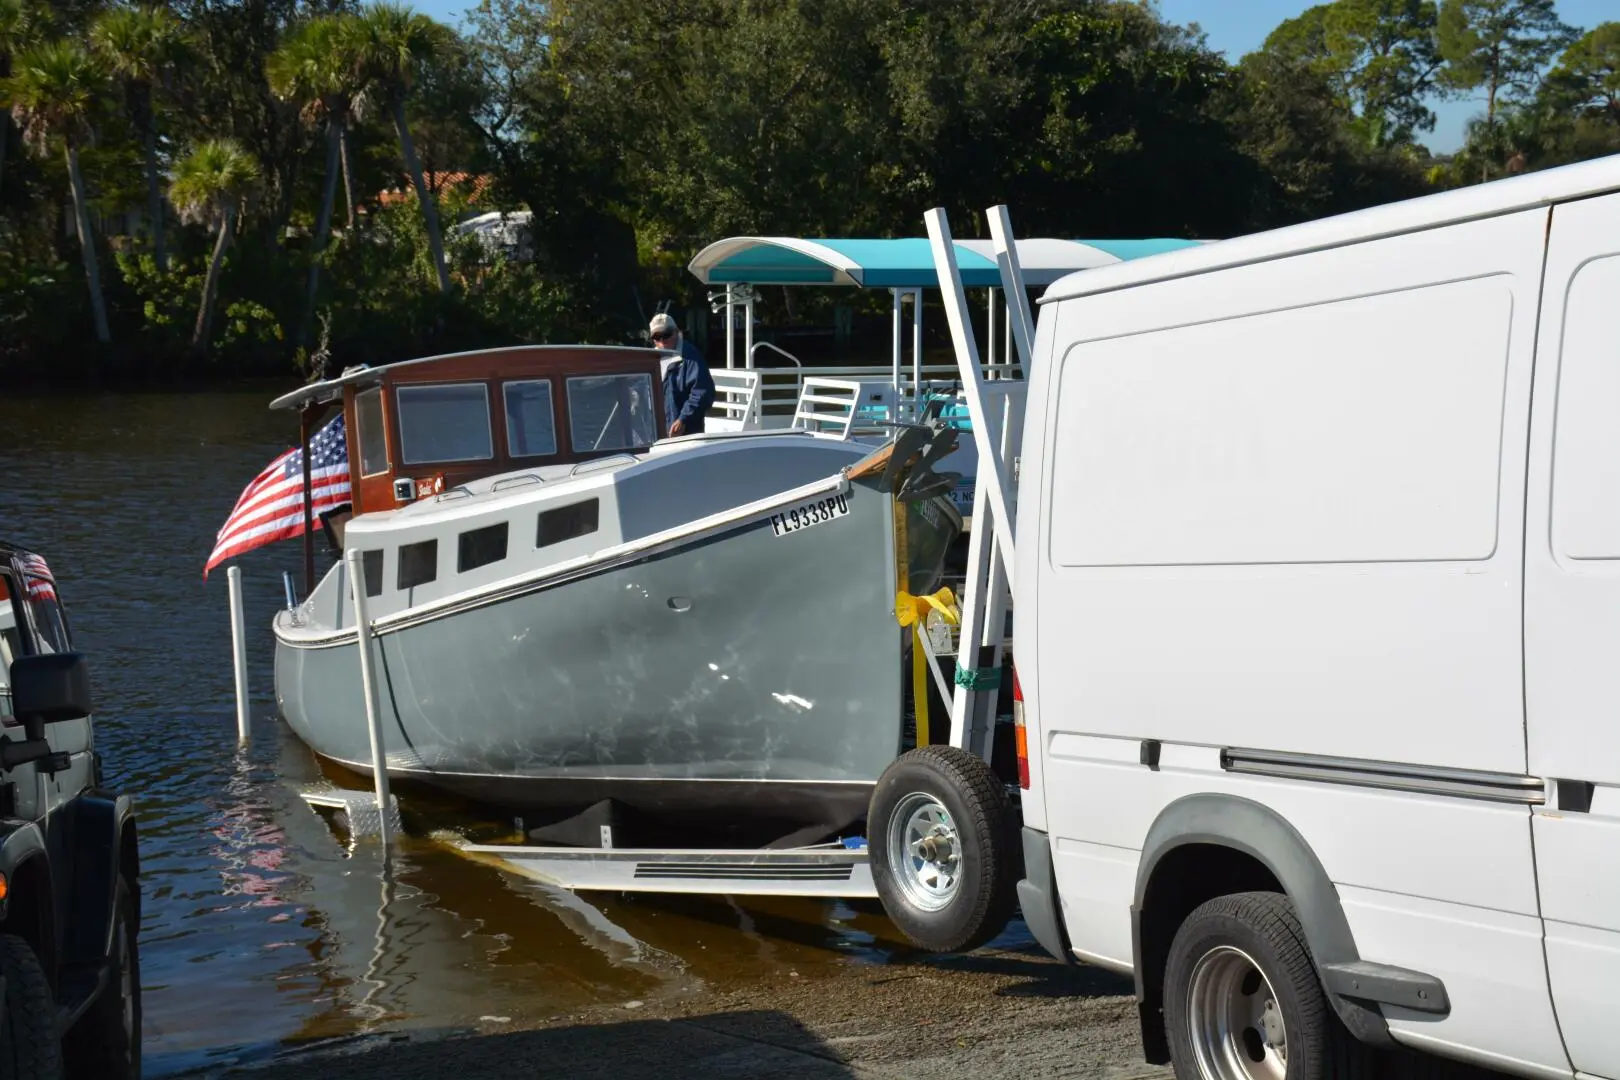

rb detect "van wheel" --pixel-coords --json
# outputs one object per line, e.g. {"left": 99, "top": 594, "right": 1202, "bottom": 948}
{"left": 0, "top": 932, "right": 63, "bottom": 1079}
{"left": 1165, "top": 891, "right": 1368, "bottom": 1080}
{"left": 63, "top": 878, "right": 140, "bottom": 1080}
{"left": 868, "top": 745, "right": 1019, "bottom": 953}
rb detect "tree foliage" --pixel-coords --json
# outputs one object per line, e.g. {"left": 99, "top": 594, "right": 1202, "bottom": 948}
{"left": 0, "top": 0, "right": 1615, "bottom": 382}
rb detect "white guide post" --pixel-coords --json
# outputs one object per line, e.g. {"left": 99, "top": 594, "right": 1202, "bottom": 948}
{"left": 923, "top": 209, "right": 1016, "bottom": 573}
{"left": 987, "top": 206, "right": 1037, "bottom": 370}
{"left": 227, "top": 564, "right": 251, "bottom": 744}
{"left": 344, "top": 548, "right": 394, "bottom": 852}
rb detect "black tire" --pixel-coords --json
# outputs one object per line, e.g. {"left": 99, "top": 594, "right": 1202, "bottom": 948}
{"left": 63, "top": 877, "right": 139, "bottom": 1080}
{"left": 868, "top": 745, "right": 1019, "bottom": 953}
{"left": 0, "top": 932, "right": 62, "bottom": 1080}
{"left": 1164, "top": 891, "right": 1372, "bottom": 1080}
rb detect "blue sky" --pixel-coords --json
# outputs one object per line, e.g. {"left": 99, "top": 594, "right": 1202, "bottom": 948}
{"left": 414, "top": 0, "right": 1615, "bottom": 154}
{"left": 1154, "top": 0, "right": 1615, "bottom": 151}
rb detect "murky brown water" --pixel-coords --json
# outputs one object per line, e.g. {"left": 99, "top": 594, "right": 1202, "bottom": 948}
{"left": 0, "top": 389, "right": 1025, "bottom": 1078}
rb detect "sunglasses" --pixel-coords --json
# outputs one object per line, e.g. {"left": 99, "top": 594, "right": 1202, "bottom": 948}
{"left": 651, "top": 330, "right": 674, "bottom": 342}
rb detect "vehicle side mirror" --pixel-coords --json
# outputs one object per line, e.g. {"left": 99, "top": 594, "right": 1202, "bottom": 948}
{"left": 10, "top": 652, "right": 93, "bottom": 725}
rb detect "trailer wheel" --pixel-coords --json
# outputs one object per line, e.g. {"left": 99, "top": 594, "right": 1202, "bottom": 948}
{"left": 0, "top": 932, "right": 63, "bottom": 1080}
{"left": 868, "top": 745, "right": 1018, "bottom": 953}
{"left": 1165, "top": 891, "right": 1371, "bottom": 1080}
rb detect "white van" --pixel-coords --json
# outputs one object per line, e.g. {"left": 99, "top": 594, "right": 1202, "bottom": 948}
{"left": 867, "top": 156, "right": 1620, "bottom": 1080}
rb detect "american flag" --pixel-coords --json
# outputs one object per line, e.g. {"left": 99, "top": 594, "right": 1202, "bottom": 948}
{"left": 17, "top": 552, "right": 56, "bottom": 603}
{"left": 204, "top": 414, "right": 351, "bottom": 579}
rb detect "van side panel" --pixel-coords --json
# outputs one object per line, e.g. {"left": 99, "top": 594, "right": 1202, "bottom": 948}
{"left": 1031, "top": 208, "right": 1566, "bottom": 1074}
{"left": 1525, "top": 190, "right": 1620, "bottom": 1080}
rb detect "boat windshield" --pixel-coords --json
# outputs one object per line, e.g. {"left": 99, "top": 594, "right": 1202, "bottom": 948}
{"left": 566, "top": 373, "right": 657, "bottom": 453}
{"left": 396, "top": 383, "right": 495, "bottom": 465}
{"left": 503, "top": 379, "right": 558, "bottom": 458}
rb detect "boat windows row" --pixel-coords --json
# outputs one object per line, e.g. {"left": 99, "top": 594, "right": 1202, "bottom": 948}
{"left": 355, "top": 373, "right": 659, "bottom": 477}
{"left": 357, "top": 498, "right": 601, "bottom": 596}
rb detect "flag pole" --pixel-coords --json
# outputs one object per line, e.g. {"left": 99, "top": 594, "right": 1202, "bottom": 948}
{"left": 300, "top": 404, "right": 315, "bottom": 597}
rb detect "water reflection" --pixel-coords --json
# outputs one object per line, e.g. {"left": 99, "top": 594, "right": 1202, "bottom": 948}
{"left": 0, "top": 392, "right": 1007, "bottom": 1077}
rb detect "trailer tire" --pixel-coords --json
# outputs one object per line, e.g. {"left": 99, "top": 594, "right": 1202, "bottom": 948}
{"left": 0, "top": 932, "right": 63, "bottom": 1080}
{"left": 1164, "top": 891, "right": 1373, "bottom": 1080}
{"left": 868, "top": 745, "right": 1018, "bottom": 953}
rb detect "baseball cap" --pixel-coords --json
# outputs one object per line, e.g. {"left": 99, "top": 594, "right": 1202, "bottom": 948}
{"left": 649, "top": 312, "right": 677, "bottom": 339}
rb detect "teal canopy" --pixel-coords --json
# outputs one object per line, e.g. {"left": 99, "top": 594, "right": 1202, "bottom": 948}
{"left": 687, "top": 236, "right": 1205, "bottom": 289}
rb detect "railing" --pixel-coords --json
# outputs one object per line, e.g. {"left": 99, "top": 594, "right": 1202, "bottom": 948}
{"left": 738, "top": 359, "right": 1022, "bottom": 429}
{"left": 709, "top": 368, "right": 763, "bottom": 430}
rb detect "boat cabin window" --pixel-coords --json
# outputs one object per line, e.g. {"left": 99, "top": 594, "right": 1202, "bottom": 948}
{"left": 503, "top": 380, "right": 558, "bottom": 458}
{"left": 355, "top": 387, "right": 389, "bottom": 476}
{"left": 565, "top": 374, "right": 657, "bottom": 454}
{"left": 396, "top": 383, "right": 494, "bottom": 466}
{"left": 398, "top": 539, "right": 437, "bottom": 589}
{"left": 458, "top": 522, "right": 508, "bottom": 572}
{"left": 361, "top": 549, "right": 384, "bottom": 597}
{"left": 538, "top": 499, "right": 599, "bottom": 548}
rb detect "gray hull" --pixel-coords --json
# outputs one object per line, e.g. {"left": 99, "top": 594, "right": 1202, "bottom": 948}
{"left": 276, "top": 475, "right": 950, "bottom": 828}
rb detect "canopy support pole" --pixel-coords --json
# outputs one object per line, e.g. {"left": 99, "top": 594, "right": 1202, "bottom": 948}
{"left": 743, "top": 284, "right": 755, "bottom": 369}
{"left": 986, "top": 289, "right": 997, "bottom": 377}
{"left": 725, "top": 284, "right": 736, "bottom": 369}
{"left": 911, "top": 288, "right": 923, "bottom": 414}
{"left": 890, "top": 288, "right": 902, "bottom": 435}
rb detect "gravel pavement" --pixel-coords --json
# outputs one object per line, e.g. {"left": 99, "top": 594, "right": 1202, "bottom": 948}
{"left": 207, "top": 942, "right": 1171, "bottom": 1079}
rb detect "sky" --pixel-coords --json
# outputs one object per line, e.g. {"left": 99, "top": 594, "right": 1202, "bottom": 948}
{"left": 413, "top": 0, "right": 1616, "bottom": 154}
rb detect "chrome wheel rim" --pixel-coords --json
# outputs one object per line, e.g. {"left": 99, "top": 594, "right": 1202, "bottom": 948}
{"left": 886, "top": 792, "right": 961, "bottom": 912}
{"left": 1186, "top": 945, "right": 1288, "bottom": 1080}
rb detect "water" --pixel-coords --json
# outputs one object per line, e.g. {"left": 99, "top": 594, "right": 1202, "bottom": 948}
{"left": 0, "top": 390, "right": 1018, "bottom": 1077}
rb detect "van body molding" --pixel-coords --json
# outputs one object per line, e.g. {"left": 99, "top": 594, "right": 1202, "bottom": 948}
{"left": 1220, "top": 748, "right": 1545, "bottom": 805}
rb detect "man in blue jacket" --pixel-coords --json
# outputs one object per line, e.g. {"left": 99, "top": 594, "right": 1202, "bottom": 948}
{"left": 650, "top": 312, "right": 716, "bottom": 437}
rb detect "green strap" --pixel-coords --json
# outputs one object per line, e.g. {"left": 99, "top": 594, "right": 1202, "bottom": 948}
{"left": 954, "top": 665, "right": 1002, "bottom": 691}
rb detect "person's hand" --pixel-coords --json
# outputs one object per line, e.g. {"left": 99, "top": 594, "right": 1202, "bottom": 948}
{"left": 669, "top": 419, "right": 685, "bottom": 437}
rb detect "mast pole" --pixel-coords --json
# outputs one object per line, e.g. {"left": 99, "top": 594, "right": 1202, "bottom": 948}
{"left": 301, "top": 404, "right": 315, "bottom": 597}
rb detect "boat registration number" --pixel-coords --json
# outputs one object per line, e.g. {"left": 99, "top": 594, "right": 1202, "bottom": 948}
{"left": 770, "top": 493, "right": 849, "bottom": 537}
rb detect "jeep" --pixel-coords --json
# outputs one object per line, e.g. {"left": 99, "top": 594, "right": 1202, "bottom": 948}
{"left": 0, "top": 543, "right": 140, "bottom": 1079}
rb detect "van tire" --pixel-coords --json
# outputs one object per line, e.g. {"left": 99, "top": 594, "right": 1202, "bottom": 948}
{"left": 1164, "top": 891, "right": 1371, "bottom": 1080}
{"left": 64, "top": 877, "right": 140, "bottom": 1080}
{"left": 868, "top": 745, "right": 1019, "bottom": 953}
{"left": 0, "top": 932, "right": 64, "bottom": 1080}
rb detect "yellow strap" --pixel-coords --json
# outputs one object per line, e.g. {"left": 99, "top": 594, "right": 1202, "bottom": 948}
{"left": 896, "top": 588, "right": 960, "bottom": 746}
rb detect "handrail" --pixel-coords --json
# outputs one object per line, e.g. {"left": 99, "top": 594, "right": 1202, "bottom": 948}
{"left": 749, "top": 341, "right": 803, "bottom": 370}
{"left": 570, "top": 453, "right": 638, "bottom": 477}
{"left": 491, "top": 473, "right": 545, "bottom": 491}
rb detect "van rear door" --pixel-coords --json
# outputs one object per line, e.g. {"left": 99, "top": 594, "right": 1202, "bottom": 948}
{"left": 1524, "top": 190, "right": 1620, "bottom": 1080}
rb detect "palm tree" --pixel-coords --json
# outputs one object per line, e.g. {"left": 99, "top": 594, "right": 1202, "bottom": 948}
{"left": 268, "top": 15, "right": 361, "bottom": 347}
{"left": 3, "top": 39, "right": 112, "bottom": 344}
{"left": 348, "top": 2, "right": 451, "bottom": 293}
{"left": 91, "top": 3, "right": 186, "bottom": 270}
{"left": 0, "top": 0, "right": 42, "bottom": 198}
{"left": 169, "top": 138, "right": 258, "bottom": 353}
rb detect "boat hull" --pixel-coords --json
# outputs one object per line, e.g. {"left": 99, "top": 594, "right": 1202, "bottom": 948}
{"left": 276, "top": 476, "right": 953, "bottom": 830}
